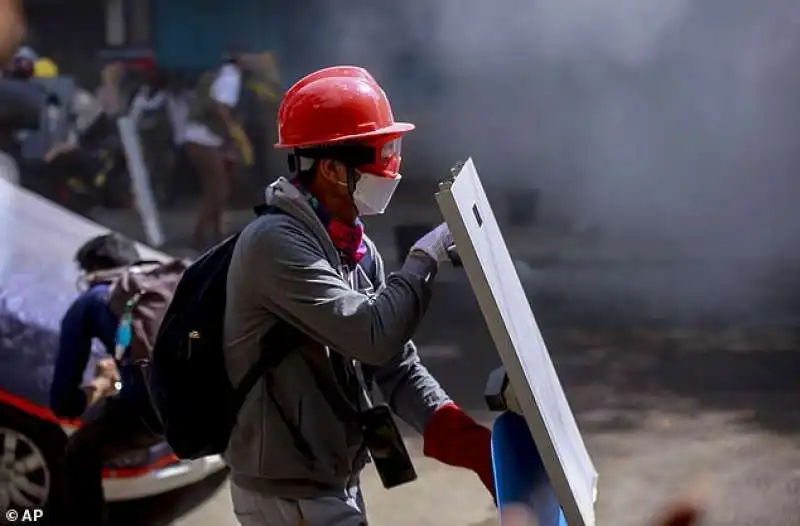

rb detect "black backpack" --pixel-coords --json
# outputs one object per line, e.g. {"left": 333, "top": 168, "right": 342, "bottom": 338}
{"left": 148, "top": 206, "right": 305, "bottom": 459}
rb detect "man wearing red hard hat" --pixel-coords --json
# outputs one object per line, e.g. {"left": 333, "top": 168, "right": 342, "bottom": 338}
{"left": 223, "top": 66, "right": 494, "bottom": 525}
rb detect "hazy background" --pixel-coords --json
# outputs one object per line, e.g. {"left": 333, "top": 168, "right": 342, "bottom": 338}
{"left": 277, "top": 0, "right": 800, "bottom": 323}
{"left": 290, "top": 0, "right": 800, "bottom": 251}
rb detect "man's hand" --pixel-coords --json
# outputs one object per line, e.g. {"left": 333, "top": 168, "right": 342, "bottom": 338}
{"left": 95, "top": 356, "right": 120, "bottom": 383}
{"left": 43, "top": 141, "right": 77, "bottom": 163}
{"left": 82, "top": 357, "right": 120, "bottom": 407}
{"left": 409, "top": 223, "right": 455, "bottom": 264}
{"left": 423, "top": 403, "right": 495, "bottom": 500}
{"left": 0, "top": 0, "right": 24, "bottom": 68}
{"left": 82, "top": 376, "right": 116, "bottom": 407}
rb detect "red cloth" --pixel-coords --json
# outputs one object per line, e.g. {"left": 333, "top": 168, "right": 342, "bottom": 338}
{"left": 423, "top": 402, "right": 495, "bottom": 498}
{"left": 327, "top": 219, "right": 367, "bottom": 264}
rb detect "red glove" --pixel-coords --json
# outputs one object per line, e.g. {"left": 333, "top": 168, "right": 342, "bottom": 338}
{"left": 423, "top": 402, "right": 495, "bottom": 499}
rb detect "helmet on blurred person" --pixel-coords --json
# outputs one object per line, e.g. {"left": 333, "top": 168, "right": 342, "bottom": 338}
{"left": 33, "top": 57, "right": 58, "bottom": 78}
{"left": 8, "top": 45, "right": 36, "bottom": 80}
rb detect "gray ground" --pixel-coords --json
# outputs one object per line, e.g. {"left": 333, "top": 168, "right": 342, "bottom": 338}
{"left": 93, "top": 200, "right": 800, "bottom": 526}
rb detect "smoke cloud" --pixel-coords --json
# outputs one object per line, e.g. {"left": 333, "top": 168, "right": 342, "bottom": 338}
{"left": 290, "top": 0, "right": 800, "bottom": 322}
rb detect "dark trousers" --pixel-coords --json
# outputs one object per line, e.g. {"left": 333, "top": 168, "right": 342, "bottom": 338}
{"left": 185, "top": 141, "right": 229, "bottom": 248}
{"left": 140, "top": 135, "right": 175, "bottom": 206}
{"left": 56, "top": 396, "right": 159, "bottom": 526}
{"left": 170, "top": 144, "right": 200, "bottom": 203}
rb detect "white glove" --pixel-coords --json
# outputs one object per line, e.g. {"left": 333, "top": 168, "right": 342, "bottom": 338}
{"left": 409, "top": 223, "right": 454, "bottom": 263}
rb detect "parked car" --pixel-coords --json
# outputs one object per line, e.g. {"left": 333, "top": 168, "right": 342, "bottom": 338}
{"left": 0, "top": 167, "right": 225, "bottom": 511}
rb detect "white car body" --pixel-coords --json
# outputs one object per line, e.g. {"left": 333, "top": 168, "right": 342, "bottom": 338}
{"left": 59, "top": 424, "right": 226, "bottom": 502}
{"left": 104, "top": 455, "right": 227, "bottom": 501}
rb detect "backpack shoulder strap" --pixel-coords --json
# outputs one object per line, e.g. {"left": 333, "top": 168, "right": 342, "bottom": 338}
{"left": 253, "top": 203, "right": 285, "bottom": 217}
{"left": 232, "top": 322, "right": 303, "bottom": 404}
{"left": 253, "top": 203, "right": 270, "bottom": 216}
{"left": 232, "top": 321, "right": 315, "bottom": 458}
{"left": 229, "top": 205, "right": 300, "bottom": 404}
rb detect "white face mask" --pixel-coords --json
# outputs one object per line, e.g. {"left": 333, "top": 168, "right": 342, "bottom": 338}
{"left": 353, "top": 171, "right": 401, "bottom": 215}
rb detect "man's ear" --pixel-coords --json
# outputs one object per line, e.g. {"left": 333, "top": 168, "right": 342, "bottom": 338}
{"left": 318, "top": 159, "right": 347, "bottom": 186}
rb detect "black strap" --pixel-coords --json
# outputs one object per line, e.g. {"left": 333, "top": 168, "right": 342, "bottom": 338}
{"left": 253, "top": 203, "right": 273, "bottom": 216}
{"left": 232, "top": 322, "right": 304, "bottom": 407}
{"left": 231, "top": 321, "right": 316, "bottom": 460}
{"left": 308, "top": 352, "right": 361, "bottom": 422}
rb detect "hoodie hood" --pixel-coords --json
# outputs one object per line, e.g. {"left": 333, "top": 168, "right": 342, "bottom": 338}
{"left": 264, "top": 177, "right": 327, "bottom": 231}
{"left": 264, "top": 177, "right": 343, "bottom": 267}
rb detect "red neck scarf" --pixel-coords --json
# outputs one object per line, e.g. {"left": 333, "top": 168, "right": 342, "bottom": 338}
{"left": 292, "top": 179, "right": 367, "bottom": 265}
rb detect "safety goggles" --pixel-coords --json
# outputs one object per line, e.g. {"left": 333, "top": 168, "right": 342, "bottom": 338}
{"left": 356, "top": 135, "right": 403, "bottom": 179}
{"left": 293, "top": 134, "right": 404, "bottom": 178}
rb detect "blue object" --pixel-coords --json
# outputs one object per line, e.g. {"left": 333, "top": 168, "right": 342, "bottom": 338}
{"left": 49, "top": 284, "right": 143, "bottom": 419}
{"left": 50, "top": 284, "right": 119, "bottom": 419}
{"left": 491, "top": 412, "right": 568, "bottom": 526}
{"left": 117, "top": 316, "right": 132, "bottom": 348}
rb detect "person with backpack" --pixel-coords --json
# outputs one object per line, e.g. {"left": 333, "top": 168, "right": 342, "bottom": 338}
{"left": 217, "top": 66, "right": 495, "bottom": 525}
{"left": 49, "top": 233, "right": 185, "bottom": 526}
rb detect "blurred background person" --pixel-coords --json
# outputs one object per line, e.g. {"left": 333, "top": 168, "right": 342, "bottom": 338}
{"left": 183, "top": 49, "right": 247, "bottom": 249}
{"left": 4, "top": 44, "right": 36, "bottom": 81}
{"left": 50, "top": 233, "right": 161, "bottom": 526}
{"left": 95, "top": 62, "right": 125, "bottom": 120}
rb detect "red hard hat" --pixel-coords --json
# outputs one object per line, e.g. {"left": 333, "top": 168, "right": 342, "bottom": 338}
{"left": 275, "top": 66, "right": 414, "bottom": 149}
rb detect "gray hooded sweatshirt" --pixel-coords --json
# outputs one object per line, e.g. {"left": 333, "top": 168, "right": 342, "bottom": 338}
{"left": 224, "top": 177, "right": 451, "bottom": 499}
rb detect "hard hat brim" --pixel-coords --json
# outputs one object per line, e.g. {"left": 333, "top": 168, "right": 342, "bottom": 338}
{"left": 275, "top": 122, "right": 415, "bottom": 149}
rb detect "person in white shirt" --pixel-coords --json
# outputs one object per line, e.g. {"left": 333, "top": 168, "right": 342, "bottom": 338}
{"left": 166, "top": 88, "right": 189, "bottom": 148}
{"left": 183, "top": 62, "right": 241, "bottom": 147}
{"left": 183, "top": 54, "right": 243, "bottom": 248}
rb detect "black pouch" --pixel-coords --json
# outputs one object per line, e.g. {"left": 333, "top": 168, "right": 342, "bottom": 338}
{"left": 130, "top": 360, "right": 166, "bottom": 436}
{"left": 359, "top": 404, "right": 417, "bottom": 489}
{"left": 115, "top": 360, "right": 165, "bottom": 438}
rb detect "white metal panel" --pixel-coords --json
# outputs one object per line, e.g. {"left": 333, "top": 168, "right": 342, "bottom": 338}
{"left": 117, "top": 115, "right": 165, "bottom": 247}
{"left": 435, "top": 158, "right": 597, "bottom": 526}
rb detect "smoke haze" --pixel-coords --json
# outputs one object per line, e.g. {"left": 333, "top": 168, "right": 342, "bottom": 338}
{"left": 290, "top": 0, "right": 800, "bottom": 321}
